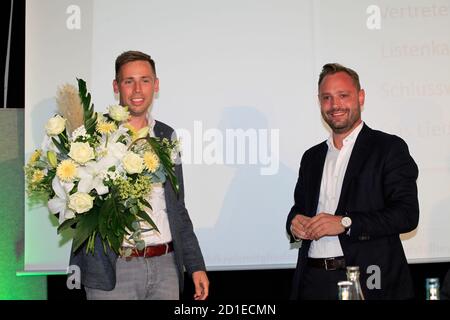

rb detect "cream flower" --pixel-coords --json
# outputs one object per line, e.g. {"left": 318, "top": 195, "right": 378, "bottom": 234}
{"left": 31, "top": 170, "right": 45, "bottom": 183}
{"left": 122, "top": 152, "right": 144, "bottom": 174}
{"left": 68, "top": 192, "right": 94, "bottom": 214}
{"left": 96, "top": 120, "right": 117, "bottom": 135}
{"left": 56, "top": 159, "right": 78, "bottom": 182}
{"left": 28, "top": 149, "right": 42, "bottom": 164}
{"left": 68, "top": 142, "right": 95, "bottom": 164}
{"left": 108, "top": 105, "right": 130, "bottom": 122}
{"left": 45, "top": 115, "right": 66, "bottom": 136}
{"left": 143, "top": 151, "right": 160, "bottom": 173}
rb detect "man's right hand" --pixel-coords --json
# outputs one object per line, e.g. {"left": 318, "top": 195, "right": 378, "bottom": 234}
{"left": 290, "top": 214, "right": 313, "bottom": 240}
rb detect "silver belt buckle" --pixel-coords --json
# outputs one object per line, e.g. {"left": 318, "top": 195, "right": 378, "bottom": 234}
{"left": 164, "top": 243, "right": 169, "bottom": 254}
{"left": 324, "top": 258, "right": 335, "bottom": 271}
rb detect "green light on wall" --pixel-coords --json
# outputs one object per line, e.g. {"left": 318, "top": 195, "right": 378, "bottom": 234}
{"left": 0, "top": 110, "right": 46, "bottom": 300}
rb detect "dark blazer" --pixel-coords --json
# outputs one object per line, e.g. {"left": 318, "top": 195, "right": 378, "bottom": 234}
{"left": 286, "top": 124, "right": 419, "bottom": 299}
{"left": 70, "top": 120, "right": 206, "bottom": 292}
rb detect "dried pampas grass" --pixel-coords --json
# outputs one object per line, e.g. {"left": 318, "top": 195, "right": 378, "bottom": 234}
{"left": 56, "top": 84, "right": 84, "bottom": 135}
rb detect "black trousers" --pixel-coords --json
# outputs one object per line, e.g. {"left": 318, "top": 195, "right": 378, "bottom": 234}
{"left": 299, "top": 265, "right": 347, "bottom": 300}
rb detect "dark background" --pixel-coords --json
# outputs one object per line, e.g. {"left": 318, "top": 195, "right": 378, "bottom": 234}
{"left": 47, "top": 263, "right": 450, "bottom": 300}
{"left": 4, "top": 0, "right": 449, "bottom": 301}
{"left": 1, "top": 0, "right": 24, "bottom": 109}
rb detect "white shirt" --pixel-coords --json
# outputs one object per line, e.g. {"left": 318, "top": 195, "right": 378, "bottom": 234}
{"left": 308, "top": 122, "right": 364, "bottom": 258}
{"left": 123, "top": 117, "right": 173, "bottom": 247}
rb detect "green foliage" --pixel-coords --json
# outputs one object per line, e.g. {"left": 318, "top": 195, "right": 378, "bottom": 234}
{"left": 72, "top": 208, "right": 100, "bottom": 252}
{"left": 51, "top": 132, "right": 70, "bottom": 154}
{"left": 147, "top": 137, "right": 179, "bottom": 194}
{"left": 77, "top": 78, "right": 97, "bottom": 135}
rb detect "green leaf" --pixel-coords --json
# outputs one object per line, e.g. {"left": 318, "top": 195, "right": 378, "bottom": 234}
{"left": 136, "top": 210, "right": 159, "bottom": 233}
{"left": 146, "top": 137, "right": 179, "bottom": 195}
{"left": 98, "top": 197, "right": 114, "bottom": 237}
{"left": 131, "top": 221, "right": 140, "bottom": 231}
{"left": 98, "top": 194, "right": 129, "bottom": 253}
{"left": 51, "top": 137, "right": 69, "bottom": 154}
{"left": 77, "top": 78, "right": 97, "bottom": 136}
{"left": 135, "top": 240, "right": 145, "bottom": 251}
{"left": 122, "top": 247, "right": 132, "bottom": 257}
{"left": 140, "top": 198, "right": 152, "bottom": 210}
{"left": 106, "top": 234, "right": 122, "bottom": 254}
{"left": 34, "top": 160, "right": 49, "bottom": 169}
{"left": 130, "top": 205, "right": 139, "bottom": 215}
{"left": 58, "top": 131, "right": 69, "bottom": 145}
{"left": 57, "top": 216, "right": 78, "bottom": 234}
{"left": 72, "top": 210, "right": 99, "bottom": 252}
{"left": 132, "top": 231, "right": 141, "bottom": 241}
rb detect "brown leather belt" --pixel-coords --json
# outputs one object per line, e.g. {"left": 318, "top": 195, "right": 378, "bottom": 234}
{"left": 307, "top": 256, "right": 346, "bottom": 271}
{"left": 122, "top": 242, "right": 174, "bottom": 259}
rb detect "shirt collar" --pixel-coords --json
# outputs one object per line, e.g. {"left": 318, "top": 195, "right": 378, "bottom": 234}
{"left": 147, "top": 113, "right": 156, "bottom": 132}
{"left": 326, "top": 121, "right": 364, "bottom": 150}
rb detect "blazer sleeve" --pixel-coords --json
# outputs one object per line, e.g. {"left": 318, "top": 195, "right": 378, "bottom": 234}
{"left": 347, "top": 137, "right": 419, "bottom": 240}
{"left": 286, "top": 153, "right": 308, "bottom": 243}
{"left": 173, "top": 162, "right": 207, "bottom": 274}
{"left": 156, "top": 121, "right": 206, "bottom": 275}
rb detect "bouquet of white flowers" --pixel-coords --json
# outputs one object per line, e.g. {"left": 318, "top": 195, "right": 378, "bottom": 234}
{"left": 25, "top": 79, "right": 179, "bottom": 255}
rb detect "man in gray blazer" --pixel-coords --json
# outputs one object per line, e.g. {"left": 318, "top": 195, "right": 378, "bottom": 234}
{"left": 70, "top": 50, "right": 209, "bottom": 300}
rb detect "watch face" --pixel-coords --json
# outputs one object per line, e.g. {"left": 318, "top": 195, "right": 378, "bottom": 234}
{"left": 342, "top": 217, "right": 352, "bottom": 228}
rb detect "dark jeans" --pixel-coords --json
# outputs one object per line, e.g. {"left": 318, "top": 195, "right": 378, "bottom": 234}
{"left": 299, "top": 265, "right": 347, "bottom": 300}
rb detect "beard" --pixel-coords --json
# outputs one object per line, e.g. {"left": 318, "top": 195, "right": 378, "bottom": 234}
{"left": 322, "top": 106, "right": 361, "bottom": 134}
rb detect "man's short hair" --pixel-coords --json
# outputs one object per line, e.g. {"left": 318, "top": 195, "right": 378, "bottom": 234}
{"left": 318, "top": 63, "right": 361, "bottom": 91}
{"left": 115, "top": 50, "right": 156, "bottom": 80}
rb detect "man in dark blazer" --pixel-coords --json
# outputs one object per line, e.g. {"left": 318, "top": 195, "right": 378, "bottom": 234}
{"left": 70, "top": 50, "right": 209, "bottom": 300}
{"left": 286, "top": 63, "right": 419, "bottom": 300}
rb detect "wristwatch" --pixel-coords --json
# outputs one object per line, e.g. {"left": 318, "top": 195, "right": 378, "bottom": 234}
{"left": 341, "top": 216, "right": 352, "bottom": 229}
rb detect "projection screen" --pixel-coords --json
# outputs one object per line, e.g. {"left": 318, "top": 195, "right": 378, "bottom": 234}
{"left": 24, "top": 0, "right": 450, "bottom": 272}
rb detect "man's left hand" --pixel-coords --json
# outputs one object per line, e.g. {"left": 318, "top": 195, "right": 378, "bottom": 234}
{"left": 192, "top": 271, "right": 209, "bottom": 300}
{"left": 304, "top": 212, "right": 345, "bottom": 240}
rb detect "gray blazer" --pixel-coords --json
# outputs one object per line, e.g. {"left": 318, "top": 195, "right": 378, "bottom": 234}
{"left": 69, "top": 120, "right": 206, "bottom": 292}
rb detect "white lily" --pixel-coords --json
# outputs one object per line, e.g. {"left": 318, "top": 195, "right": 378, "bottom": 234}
{"left": 78, "top": 135, "right": 129, "bottom": 194}
{"left": 77, "top": 158, "right": 112, "bottom": 195}
{"left": 111, "top": 125, "right": 132, "bottom": 144}
{"left": 48, "top": 177, "right": 75, "bottom": 224}
{"left": 41, "top": 135, "right": 60, "bottom": 154}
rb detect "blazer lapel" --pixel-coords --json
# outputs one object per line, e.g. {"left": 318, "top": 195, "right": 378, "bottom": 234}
{"left": 336, "top": 124, "right": 372, "bottom": 213}
{"left": 153, "top": 120, "right": 164, "bottom": 138}
{"left": 308, "top": 142, "right": 328, "bottom": 217}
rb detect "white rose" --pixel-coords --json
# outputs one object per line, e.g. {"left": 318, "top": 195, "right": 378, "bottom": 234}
{"left": 108, "top": 105, "right": 130, "bottom": 122}
{"left": 45, "top": 115, "right": 66, "bottom": 136}
{"left": 68, "top": 192, "right": 94, "bottom": 214}
{"left": 68, "top": 142, "right": 95, "bottom": 164}
{"left": 122, "top": 152, "right": 144, "bottom": 174}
